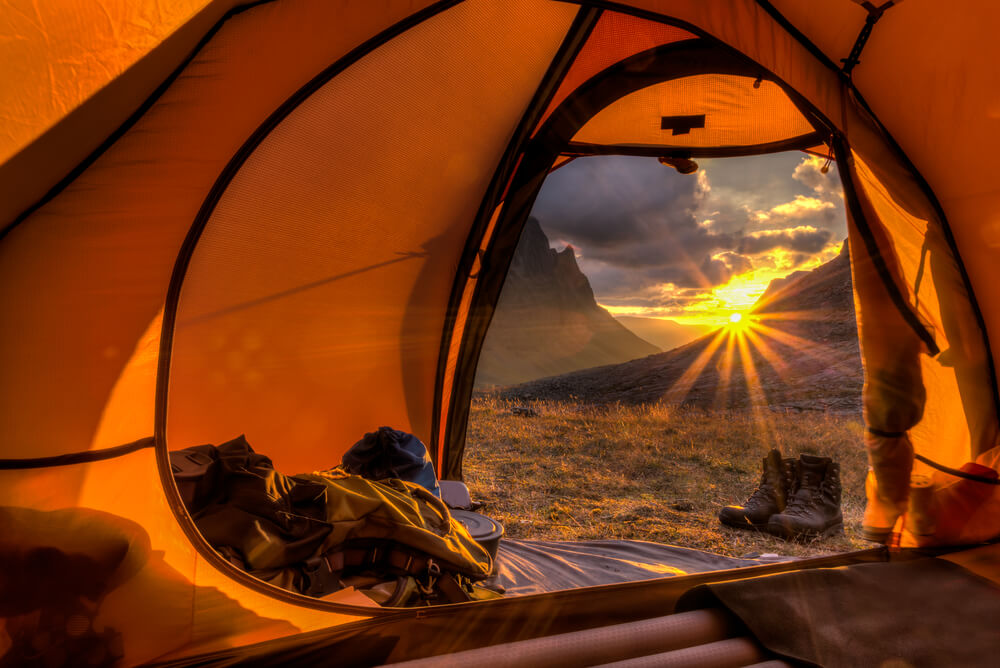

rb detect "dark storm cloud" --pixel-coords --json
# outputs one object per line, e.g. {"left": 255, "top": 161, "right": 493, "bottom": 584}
{"left": 737, "top": 227, "right": 832, "bottom": 255}
{"left": 532, "top": 156, "right": 736, "bottom": 291}
{"left": 529, "top": 155, "right": 845, "bottom": 301}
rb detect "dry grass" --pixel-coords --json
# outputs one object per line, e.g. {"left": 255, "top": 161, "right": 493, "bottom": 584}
{"left": 463, "top": 395, "right": 871, "bottom": 558}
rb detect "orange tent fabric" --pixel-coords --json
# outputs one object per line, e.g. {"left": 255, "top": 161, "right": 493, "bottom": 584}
{"left": 3, "top": 0, "right": 1000, "bottom": 663}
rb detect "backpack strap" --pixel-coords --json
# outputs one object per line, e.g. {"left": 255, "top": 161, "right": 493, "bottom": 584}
{"left": 300, "top": 554, "right": 342, "bottom": 597}
{"left": 314, "top": 546, "right": 475, "bottom": 604}
{"left": 433, "top": 572, "right": 474, "bottom": 604}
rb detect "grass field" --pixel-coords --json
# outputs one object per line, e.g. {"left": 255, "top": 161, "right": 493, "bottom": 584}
{"left": 463, "top": 395, "right": 871, "bottom": 558}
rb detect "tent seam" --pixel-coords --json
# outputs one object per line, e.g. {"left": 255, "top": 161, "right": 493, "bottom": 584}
{"left": 0, "top": 0, "right": 278, "bottom": 241}
{"left": 0, "top": 436, "right": 154, "bottom": 470}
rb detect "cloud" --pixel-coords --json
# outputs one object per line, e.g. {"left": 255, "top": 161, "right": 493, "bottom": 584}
{"left": 715, "top": 251, "right": 753, "bottom": 275}
{"left": 533, "top": 156, "right": 738, "bottom": 291}
{"left": 699, "top": 256, "right": 732, "bottom": 286}
{"left": 527, "top": 153, "right": 847, "bottom": 313}
{"left": 698, "top": 251, "right": 755, "bottom": 286}
{"left": 737, "top": 225, "right": 833, "bottom": 255}
{"left": 793, "top": 155, "right": 837, "bottom": 195}
{"left": 752, "top": 195, "right": 837, "bottom": 231}
{"left": 598, "top": 287, "right": 716, "bottom": 312}
{"left": 766, "top": 195, "right": 834, "bottom": 219}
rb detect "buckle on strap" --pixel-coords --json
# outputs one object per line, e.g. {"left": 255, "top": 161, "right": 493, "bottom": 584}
{"left": 302, "top": 555, "right": 338, "bottom": 597}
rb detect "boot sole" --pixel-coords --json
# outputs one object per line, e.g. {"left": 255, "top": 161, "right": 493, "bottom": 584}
{"left": 719, "top": 516, "right": 771, "bottom": 531}
{"left": 766, "top": 520, "right": 844, "bottom": 541}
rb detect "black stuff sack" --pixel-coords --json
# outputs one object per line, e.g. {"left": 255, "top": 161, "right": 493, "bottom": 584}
{"left": 342, "top": 427, "right": 441, "bottom": 498}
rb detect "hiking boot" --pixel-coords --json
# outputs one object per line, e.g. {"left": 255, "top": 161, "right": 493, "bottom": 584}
{"left": 719, "top": 449, "right": 797, "bottom": 530}
{"left": 767, "top": 454, "right": 844, "bottom": 539}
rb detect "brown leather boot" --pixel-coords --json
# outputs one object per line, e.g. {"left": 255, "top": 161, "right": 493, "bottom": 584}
{"left": 767, "top": 454, "right": 844, "bottom": 539}
{"left": 719, "top": 449, "right": 797, "bottom": 529}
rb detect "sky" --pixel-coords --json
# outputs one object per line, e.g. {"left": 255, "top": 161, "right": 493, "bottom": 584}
{"left": 529, "top": 151, "right": 847, "bottom": 327}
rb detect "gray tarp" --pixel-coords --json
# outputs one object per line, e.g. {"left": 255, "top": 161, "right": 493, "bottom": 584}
{"left": 493, "top": 538, "right": 781, "bottom": 595}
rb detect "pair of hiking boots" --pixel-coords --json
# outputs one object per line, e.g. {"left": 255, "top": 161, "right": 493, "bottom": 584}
{"left": 719, "top": 449, "right": 843, "bottom": 539}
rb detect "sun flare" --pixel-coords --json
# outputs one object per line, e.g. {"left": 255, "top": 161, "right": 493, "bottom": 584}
{"left": 729, "top": 312, "right": 744, "bottom": 324}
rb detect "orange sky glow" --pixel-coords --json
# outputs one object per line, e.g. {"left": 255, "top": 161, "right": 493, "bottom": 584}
{"left": 601, "top": 239, "right": 842, "bottom": 328}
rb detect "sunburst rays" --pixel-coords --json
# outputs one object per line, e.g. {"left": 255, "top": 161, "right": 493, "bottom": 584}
{"left": 657, "top": 307, "right": 846, "bottom": 452}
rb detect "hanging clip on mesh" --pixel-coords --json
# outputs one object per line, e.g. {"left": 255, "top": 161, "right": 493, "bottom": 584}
{"left": 821, "top": 133, "right": 835, "bottom": 174}
{"left": 841, "top": 1, "right": 901, "bottom": 78}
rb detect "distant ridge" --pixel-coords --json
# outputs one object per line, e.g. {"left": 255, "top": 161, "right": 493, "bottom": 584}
{"left": 614, "top": 315, "right": 713, "bottom": 353}
{"left": 475, "top": 218, "right": 661, "bottom": 388}
{"left": 499, "top": 242, "right": 862, "bottom": 413}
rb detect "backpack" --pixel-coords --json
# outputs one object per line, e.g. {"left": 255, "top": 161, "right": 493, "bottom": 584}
{"left": 170, "top": 436, "right": 496, "bottom": 605}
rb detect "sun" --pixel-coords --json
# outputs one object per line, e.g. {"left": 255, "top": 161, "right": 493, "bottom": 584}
{"left": 729, "top": 312, "right": 744, "bottom": 325}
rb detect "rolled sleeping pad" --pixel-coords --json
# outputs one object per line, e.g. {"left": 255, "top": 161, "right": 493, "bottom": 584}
{"left": 590, "top": 637, "right": 766, "bottom": 668}
{"left": 383, "top": 608, "right": 741, "bottom": 668}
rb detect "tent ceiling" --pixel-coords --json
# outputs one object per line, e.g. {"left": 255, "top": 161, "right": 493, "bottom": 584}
{"left": 572, "top": 74, "right": 817, "bottom": 149}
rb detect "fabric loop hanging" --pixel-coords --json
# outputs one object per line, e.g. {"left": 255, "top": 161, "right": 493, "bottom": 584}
{"left": 841, "top": 1, "right": 902, "bottom": 78}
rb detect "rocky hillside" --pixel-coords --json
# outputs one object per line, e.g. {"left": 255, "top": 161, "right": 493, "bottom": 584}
{"left": 499, "top": 242, "right": 862, "bottom": 413}
{"left": 475, "top": 218, "right": 661, "bottom": 388}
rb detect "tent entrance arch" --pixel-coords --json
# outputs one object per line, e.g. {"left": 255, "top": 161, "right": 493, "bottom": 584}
{"left": 153, "top": 27, "right": 846, "bottom": 593}
{"left": 439, "top": 38, "right": 842, "bottom": 479}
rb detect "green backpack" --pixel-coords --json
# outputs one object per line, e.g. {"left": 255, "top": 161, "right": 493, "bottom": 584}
{"left": 171, "top": 436, "right": 497, "bottom": 605}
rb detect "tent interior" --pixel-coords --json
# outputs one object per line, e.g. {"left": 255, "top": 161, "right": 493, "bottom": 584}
{"left": 3, "top": 0, "right": 1000, "bottom": 665}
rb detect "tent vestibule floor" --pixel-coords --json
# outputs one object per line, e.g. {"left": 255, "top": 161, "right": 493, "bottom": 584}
{"left": 151, "top": 543, "right": 890, "bottom": 667}
{"left": 493, "top": 538, "right": 781, "bottom": 595}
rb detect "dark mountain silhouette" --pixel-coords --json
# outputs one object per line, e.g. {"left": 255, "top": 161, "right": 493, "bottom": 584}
{"left": 475, "top": 218, "right": 661, "bottom": 388}
{"left": 614, "top": 315, "right": 714, "bottom": 352}
{"left": 499, "top": 242, "right": 862, "bottom": 413}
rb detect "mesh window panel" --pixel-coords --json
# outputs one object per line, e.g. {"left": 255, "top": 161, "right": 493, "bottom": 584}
{"left": 165, "top": 0, "right": 576, "bottom": 474}
{"left": 572, "top": 74, "right": 815, "bottom": 149}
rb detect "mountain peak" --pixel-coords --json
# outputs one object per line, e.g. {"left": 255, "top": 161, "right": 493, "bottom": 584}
{"left": 475, "top": 219, "right": 660, "bottom": 388}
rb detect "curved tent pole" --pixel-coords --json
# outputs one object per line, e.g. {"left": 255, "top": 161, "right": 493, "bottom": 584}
{"left": 152, "top": 0, "right": 465, "bottom": 616}
{"left": 431, "top": 5, "right": 603, "bottom": 473}
{"left": 561, "top": 134, "right": 825, "bottom": 159}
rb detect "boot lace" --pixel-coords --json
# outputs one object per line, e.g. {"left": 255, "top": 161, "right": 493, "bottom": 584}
{"left": 743, "top": 474, "right": 779, "bottom": 512}
{"left": 782, "top": 470, "right": 822, "bottom": 517}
